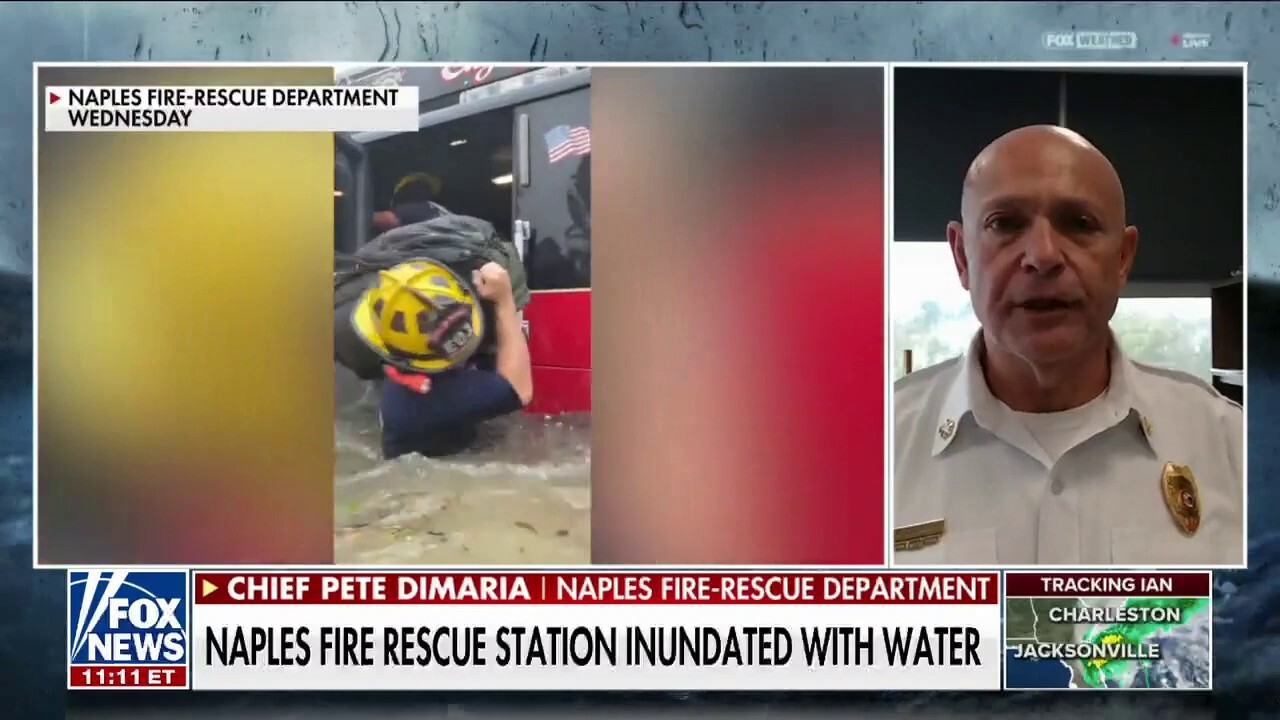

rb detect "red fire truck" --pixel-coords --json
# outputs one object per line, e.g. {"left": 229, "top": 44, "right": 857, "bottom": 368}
{"left": 334, "top": 65, "right": 590, "bottom": 416}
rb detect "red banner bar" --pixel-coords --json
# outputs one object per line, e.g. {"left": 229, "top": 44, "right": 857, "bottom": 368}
{"left": 1004, "top": 571, "right": 1211, "bottom": 598}
{"left": 193, "top": 572, "right": 999, "bottom": 605}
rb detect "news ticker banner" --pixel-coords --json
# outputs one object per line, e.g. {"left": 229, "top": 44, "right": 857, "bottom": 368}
{"left": 66, "top": 569, "right": 1212, "bottom": 692}
{"left": 43, "top": 86, "right": 419, "bottom": 132}
{"left": 71, "top": 570, "right": 1000, "bottom": 691}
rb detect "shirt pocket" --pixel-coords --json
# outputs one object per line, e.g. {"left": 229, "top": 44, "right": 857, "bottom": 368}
{"left": 894, "top": 527, "right": 999, "bottom": 566}
{"left": 1109, "top": 526, "right": 1233, "bottom": 567}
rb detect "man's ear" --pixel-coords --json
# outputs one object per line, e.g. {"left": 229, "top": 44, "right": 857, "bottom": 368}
{"left": 946, "top": 221, "right": 970, "bottom": 291}
{"left": 1119, "top": 225, "right": 1139, "bottom": 283}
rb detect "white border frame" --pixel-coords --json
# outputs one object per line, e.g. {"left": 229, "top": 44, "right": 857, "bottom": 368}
{"left": 884, "top": 61, "right": 1249, "bottom": 571}
{"left": 31, "top": 61, "right": 895, "bottom": 571}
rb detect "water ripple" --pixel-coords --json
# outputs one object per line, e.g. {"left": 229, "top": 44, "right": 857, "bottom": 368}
{"left": 333, "top": 378, "right": 591, "bottom": 566}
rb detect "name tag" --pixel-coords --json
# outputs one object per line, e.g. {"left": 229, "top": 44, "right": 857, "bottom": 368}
{"left": 894, "top": 519, "right": 946, "bottom": 551}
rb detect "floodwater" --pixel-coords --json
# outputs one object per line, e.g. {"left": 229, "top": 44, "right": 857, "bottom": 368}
{"left": 333, "top": 367, "right": 591, "bottom": 565}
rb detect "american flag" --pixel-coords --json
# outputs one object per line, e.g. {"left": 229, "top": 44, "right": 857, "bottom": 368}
{"left": 544, "top": 124, "right": 591, "bottom": 164}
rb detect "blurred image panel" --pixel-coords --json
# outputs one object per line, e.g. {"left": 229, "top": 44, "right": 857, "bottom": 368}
{"left": 592, "top": 66, "right": 887, "bottom": 565}
{"left": 36, "top": 65, "right": 334, "bottom": 565}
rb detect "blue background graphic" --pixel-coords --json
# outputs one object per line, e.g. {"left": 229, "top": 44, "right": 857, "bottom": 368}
{"left": 1005, "top": 648, "right": 1074, "bottom": 690}
{"left": 0, "top": 2, "right": 1276, "bottom": 718}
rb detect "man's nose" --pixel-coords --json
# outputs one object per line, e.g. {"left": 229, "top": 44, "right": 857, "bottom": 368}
{"left": 1020, "top": 218, "right": 1066, "bottom": 274}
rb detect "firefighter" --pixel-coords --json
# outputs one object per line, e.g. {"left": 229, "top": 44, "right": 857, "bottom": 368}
{"left": 348, "top": 258, "right": 533, "bottom": 458}
{"left": 373, "top": 172, "right": 447, "bottom": 232}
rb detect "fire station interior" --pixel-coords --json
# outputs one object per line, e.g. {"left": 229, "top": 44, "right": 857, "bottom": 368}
{"left": 364, "top": 107, "right": 515, "bottom": 239}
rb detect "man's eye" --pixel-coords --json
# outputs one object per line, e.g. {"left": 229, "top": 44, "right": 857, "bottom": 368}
{"left": 1067, "top": 215, "right": 1097, "bottom": 232}
{"left": 985, "top": 215, "right": 1021, "bottom": 233}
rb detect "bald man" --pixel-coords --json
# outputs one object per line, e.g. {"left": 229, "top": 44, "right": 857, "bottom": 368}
{"left": 893, "top": 125, "right": 1243, "bottom": 566}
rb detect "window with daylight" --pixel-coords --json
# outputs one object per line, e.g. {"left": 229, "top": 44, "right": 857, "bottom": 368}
{"left": 890, "top": 243, "right": 1212, "bottom": 383}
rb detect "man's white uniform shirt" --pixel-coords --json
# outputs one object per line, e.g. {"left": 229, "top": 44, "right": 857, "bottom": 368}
{"left": 893, "top": 331, "right": 1243, "bottom": 566}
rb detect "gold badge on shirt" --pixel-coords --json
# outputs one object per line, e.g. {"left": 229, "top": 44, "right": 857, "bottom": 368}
{"left": 1161, "top": 462, "right": 1201, "bottom": 536}
{"left": 894, "top": 519, "right": 946, "bottom": 551}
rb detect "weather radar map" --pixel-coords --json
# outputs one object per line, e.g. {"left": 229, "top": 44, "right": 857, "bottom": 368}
{"left": 1003, "top": 573, "right": 1213, "bottom": 690}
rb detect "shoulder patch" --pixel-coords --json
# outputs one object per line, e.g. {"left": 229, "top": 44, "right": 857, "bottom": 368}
{"left": 894, "top": 355, "right": 961, "bottom": 393}
{"left": 1129, "top": 361, "right": 1242, "bottom": 411}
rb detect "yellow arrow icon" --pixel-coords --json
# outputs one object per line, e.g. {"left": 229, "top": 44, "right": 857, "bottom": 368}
{"left": 202, "top": 579, "right": 218, "bottom": 597}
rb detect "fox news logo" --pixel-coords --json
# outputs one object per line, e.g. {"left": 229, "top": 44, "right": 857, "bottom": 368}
{"left": 68, "top": 571, "right": 188, "bottom": 665}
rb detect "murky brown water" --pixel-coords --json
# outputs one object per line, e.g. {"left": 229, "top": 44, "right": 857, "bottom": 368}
{"left": 333, "top": 368, "right": 591, "bottom": 565}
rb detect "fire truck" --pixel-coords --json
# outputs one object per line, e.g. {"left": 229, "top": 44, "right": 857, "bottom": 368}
{"left": 334, "top": 65, "right": 590, "bottom": 416}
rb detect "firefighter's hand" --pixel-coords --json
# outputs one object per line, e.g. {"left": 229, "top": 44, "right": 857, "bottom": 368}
{"left": 472, "top": 262, "right": 514, "bottom": 305}
{"left": 372, "top": 210, "right": 400, "bottom": 232}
